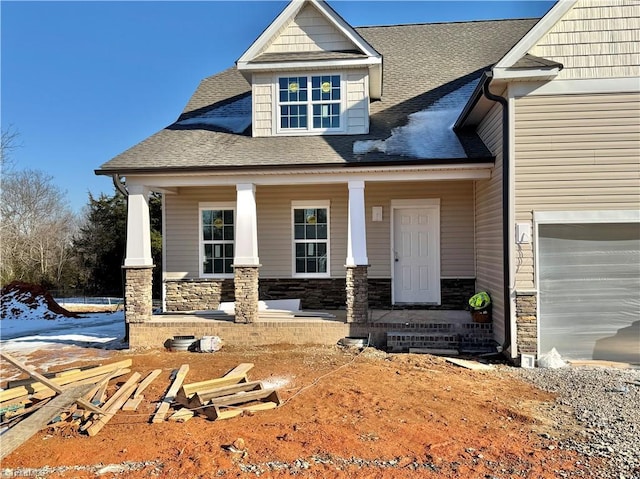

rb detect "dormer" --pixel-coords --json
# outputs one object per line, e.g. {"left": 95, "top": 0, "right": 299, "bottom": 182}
{"left": 236, "top": 0, "right": 382, "bottom": 137}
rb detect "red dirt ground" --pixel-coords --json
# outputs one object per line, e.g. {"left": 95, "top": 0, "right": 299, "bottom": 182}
{"left": 1, "top": 345, "right": 604, "bottom": 478}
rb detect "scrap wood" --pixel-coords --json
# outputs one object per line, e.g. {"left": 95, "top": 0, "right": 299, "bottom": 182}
{"left": 7, "top": 368, "right": 82, "bottom": 388}
{"left": 168, "top": 408, "right": 194, "bottom": 423}
{"left": 204, "top": 391, "right": 281, "bottom": 421}
{"left": 177, "top": 363, "right": 254, "bottom": 406}
{"left": 0, "top": 359, "right": 133, "bottom": 403}
{"left": 85, "top": 379, "right": 140, "bottom": 437}
{"left": 0, "top": 384, "right": 91, "bottom": 461}
{"left": 122, "top": 369, "right": 162, "bottom": 411}
{"left": 0, "top": 352, "right": 107, "bottom": 415}
{"left": 443, "top": 357, "right": 495, "bottom": 371}
{"left": 152, "top": 364, "right": 189, "bottom": 424}
{"left": 30, "top": 368, "right": 131, "bottom": 402}
{"left": 190, "top": 381, "right": 265, "bottom": 409}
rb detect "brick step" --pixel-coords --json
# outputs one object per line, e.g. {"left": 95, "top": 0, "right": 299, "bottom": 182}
{"left": 386, "top": 328, "right": 497, "bottom": 354}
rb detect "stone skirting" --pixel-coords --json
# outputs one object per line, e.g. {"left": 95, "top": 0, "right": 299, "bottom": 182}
{"left": 369, "top": 278, "right": 476, "bottom": 310}
{"left": 124, "top": 266, "right": 153, "bottom": 323}
{"left": 346, "top": 266, "right": 368, "bottom": 323}
{"left": 234, "top": 266, "right": 260, "bottom": 323}
{"left": 259, "top": 278, "right": 347, "bottom": 310}
{"left": 515, "top": 291, "right": 537, "bottom": 355}
{"left": 164, "top": 279, "right": 234, "bottom": 311}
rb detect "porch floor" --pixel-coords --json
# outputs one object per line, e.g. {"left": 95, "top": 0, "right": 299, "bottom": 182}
{"left": 129, "top": 309, "right": 494, "bottom": 353}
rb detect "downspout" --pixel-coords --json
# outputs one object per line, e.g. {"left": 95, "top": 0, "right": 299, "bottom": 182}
{"left": 112, "top": 174, "right": 129, "bottom": 197}
{"left": 482, "top": 74, "right": 512, "bottom": 355}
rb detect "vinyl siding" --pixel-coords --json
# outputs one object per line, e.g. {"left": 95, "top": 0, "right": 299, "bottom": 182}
{"left": 529, "top": 0, "right": 640, "bottom": 79}
{"left": 164, "top": 181, "right": 475, "bottom": 280}
{"left": 252, "top": 69, "right": 369, "bottom": 137}
{"left": 264, "top": 4, "right": 355, "bottom": 54}
{"left": 475, "top": 103, "right": 506, "bottom": 342}
{"left": 514, "top": 92, "right": 640, "bottom": 289}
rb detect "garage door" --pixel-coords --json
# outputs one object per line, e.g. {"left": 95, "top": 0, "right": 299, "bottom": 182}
{"left": 538, "top": 223, "right": 640, "bottom": 363}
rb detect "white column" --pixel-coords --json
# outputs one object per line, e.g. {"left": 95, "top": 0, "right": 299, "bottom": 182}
{"left": 346, "top": 180, "right": 368, "bottom": 266}
{"left": 234, "top": 183, "right": 260, "bottom": 266}
{"left": 124, "top": 184, "right": 153, "bottom": 267}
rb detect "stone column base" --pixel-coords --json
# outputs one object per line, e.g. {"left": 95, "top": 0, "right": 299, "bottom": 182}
{"left": 234, "top": 265, "right": 260, "bottom": 323}
{"left": 124, "top": 266, "right": 154, "bottom": 323}
{"left": 346, "top": 265, "right": 368, "bottom": 323}
{"left": 515, "top": 291, "right": 537, "bottom": 355}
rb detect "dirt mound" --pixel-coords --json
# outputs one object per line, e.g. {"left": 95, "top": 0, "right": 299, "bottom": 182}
{"left": 0, "top": 281, "right": 80, "bottom": 320}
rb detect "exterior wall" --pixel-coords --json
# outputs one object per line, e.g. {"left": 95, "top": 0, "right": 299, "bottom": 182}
{"left": 474, "top": 102, "right": 506, "bottom": 343}
{"left": 252, "top": 68, "right": 369, "bottom": 137}
{"left": 515, "top": 292, "right": 537, "bottom": 355}
{"left": 513, "top": 92, "right": 640, "bottom": 289}
{"left": 165, "top": 181, "right": 476, "bottom": 282}
{"left": 165, "top": 279, "right": 234, "bottom": 312}
{"left": 264, "top": 4, "right": 354, "bottom": 54}
{"left": 529, "top": 0, "right": 640, "bottom": 80}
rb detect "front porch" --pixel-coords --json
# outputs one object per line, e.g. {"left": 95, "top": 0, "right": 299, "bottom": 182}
{"left": 128, "top": 308, "right": 495, "bottom": 354}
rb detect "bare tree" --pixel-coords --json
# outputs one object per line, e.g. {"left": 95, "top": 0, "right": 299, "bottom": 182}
{"left": 0, "top": 169, "right": 78, "bottom": 287}
{"left": 1, "top": 126, "right": 21, "bottom": 172}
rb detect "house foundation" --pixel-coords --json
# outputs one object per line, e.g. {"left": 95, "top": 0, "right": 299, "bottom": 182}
{"left": 124, "top": 266, "right": 154, "bottom": 323}
{"left": 515, "top": 291, "right": 537, "bottom": 355}
{"left": 233, "top": 265, "right": 260, "bottom": 323}
{"left": 346, "top": 265, "right": 368, "bottom": 323}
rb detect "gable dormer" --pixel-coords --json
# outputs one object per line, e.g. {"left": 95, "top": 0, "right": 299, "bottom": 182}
{"left": 236, "top": 0, "right": 382, "bottom": 137}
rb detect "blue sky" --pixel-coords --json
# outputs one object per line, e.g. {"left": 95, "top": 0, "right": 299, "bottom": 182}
{"left": 1, "top": 1, "right": 555, "bottom": 213}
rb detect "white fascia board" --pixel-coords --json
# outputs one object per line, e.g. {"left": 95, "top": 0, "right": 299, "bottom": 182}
{"left": 127, "top": 164, "right": 494, "bottom": 189}
{"left": 510, "top": 77, "right": 640, "bottom": 97}
{"left": 237, "top": 56, "right": 381, "bottom": 72}
{"left": 492, "top": 67, "right": 560, "bottom": 81}
{"left": 494, "top": 0, "right": 578, "bottom": 69}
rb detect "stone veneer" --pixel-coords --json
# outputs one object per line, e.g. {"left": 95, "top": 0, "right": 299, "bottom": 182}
{"left": 164, "top": 279, "right": 234, "bottom": 312}
{"left": 346, "top": 266, "right": 368, "bottom": 323}
{"left": 234, "top": 266, "right": 260, "bottom": 323}
{"left": 515, "top": 291, "right": 537, "bottom": 355}
{"left": 124, "top": 266, "right": 153, "bottom": 323}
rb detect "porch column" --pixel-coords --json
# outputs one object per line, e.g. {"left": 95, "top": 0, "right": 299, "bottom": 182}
{"left": 123, "top": 184, "right": 154, "bottom": 324}
{"left": 346, "top": 180, "right": 369, "bottom": 323}
{"left": 233, "top": 183, "right": 260, "bottom": 323}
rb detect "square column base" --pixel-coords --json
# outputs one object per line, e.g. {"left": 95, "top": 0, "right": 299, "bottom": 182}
{"left": 124, "top": 266, "right": 154, "bottom": 323}
{"left": 234, "top": 265, "right": 260, "bottom": 323}
{"left": 346, "top": 265, "right": 369, "bottom": 323}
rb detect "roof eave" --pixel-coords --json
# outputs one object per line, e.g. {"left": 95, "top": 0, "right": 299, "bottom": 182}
{"left": 492, "top": 66, "right": 561, "bottom": 81}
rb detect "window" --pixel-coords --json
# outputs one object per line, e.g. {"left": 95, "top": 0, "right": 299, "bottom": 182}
{"left": 292, "top": 201, "right": 330, "bottom": 277}
{"left": 199, "top": 204, "right": 235, "bottom": 277}
{"left": 278, "top": 75, "right": 342, "bottom": 133}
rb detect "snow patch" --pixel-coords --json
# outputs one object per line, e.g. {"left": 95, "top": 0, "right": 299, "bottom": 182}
{"left": 353, "top": 79, "right": 479, "bottom": 159}
{"left": 177, "top": 95, "right": 252, "bottom": 133}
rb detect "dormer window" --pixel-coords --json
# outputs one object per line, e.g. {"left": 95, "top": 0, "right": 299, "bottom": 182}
{"left": 277, "top": 74, "right": 343, "bottom": 134}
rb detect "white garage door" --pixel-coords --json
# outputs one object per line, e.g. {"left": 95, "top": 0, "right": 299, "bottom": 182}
{"left": 538, "top": 223, "right": 640, "bottom": 363}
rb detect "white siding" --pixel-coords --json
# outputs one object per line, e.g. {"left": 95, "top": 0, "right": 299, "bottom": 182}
{"left": 164, "top": 181, "right": 475, "bottom": 280}
{"left": 514, "top": 92, "right": 640, "bottom": 289}
{"left": 252, "top": 74, "right": 273, "bottom": 137}
{"left": 475, "top": 103, "right": 506, "bottom": 342}
{"left": 264, "top": 4, "right": 355, "bottom": 54}
{"left": 529, "top": 0, "right": 640, "bottom": 79}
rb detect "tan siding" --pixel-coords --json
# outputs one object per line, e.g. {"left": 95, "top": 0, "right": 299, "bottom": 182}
{"left": 164, "top": 187, "right": 237, "bottom": 280}
{"left": 514, "top": 92, "right": 640, "bottom": 289}
{"left": 475, "top": 103, "right": 506, "bottom": 343}
{"left": 264, "top": 4, "right": 354, "bottom": 54}
{"left": 252, "top": 74, "right": 273, "bottom": 137}
{"left": 365, "top": 181, "right": 475, "bottom": 279}
{"left": 529, "top": 0, "right": 640, "bottom": 79}
{"left": 346, "top": 70, "right": 369, "bottom": 134}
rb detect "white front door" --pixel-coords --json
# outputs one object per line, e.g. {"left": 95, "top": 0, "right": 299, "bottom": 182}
{"left": 392, "top": 205, "right": 440, "bottom": 304}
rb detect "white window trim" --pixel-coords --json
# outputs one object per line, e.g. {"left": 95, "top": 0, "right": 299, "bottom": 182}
{"left": 198, "top": 202, "right": 236, "bottom": 279}
{"left": 291, "top": 200, "right": 331, "bottom": 278}
{"left": 274, "top": 73, "right": 347, "bottom": 136}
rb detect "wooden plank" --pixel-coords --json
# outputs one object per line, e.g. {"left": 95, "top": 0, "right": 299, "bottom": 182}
{"left": 30, "top": 369, "right": 131, "bottom": 402}
{"left": 7, "top": 368, "right": 82, "bottom": 388}
{"left": 0, "top": 352, "right": 107, "bottom": 414}
{"left": 190, "top": 381, "right": 264, "bottom": 409}
{"left": 132, "top": 369, "right": 162, "bottom": 399}
{"left": 179, "top": 374, "right": 247, "bottom": 400}
{"left": 122, "top": 397, "right": 144, "bottom": 412}
{"left": 99, "top": 373, "right": 141, "bottom": 412}
{"left": 0, "top": 359, "right": 133, "bottom": 403}
{"left": 168, "top": 409, "right": 194, "bottom": 423}
{"left": 0, "top": 385, "right": 91, "bottom": 460}
{"left": 209, "top": 389, "right": 281, "bottom": 408}
{"left": 204, "top": 401, "right": 279, "bottom": 421}
{"left": 443, "top": 357, "right": 495, "bottom": 371}
{"left": 224, "top": 363, "right": 254, "bottom": 378}
{"left": 85, "top": 380, "right": 139, "bottom": 437}
{"left": 152, "top": 365, "right": 189, "bottom": 424}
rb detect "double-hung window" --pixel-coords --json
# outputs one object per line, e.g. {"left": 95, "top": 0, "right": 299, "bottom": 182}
{"left": 199, "top": 204, "right": 235, "bottom": 277}
{"left": 278, "top": 75, "right": 342, "bottom": 133}
{"left": 292, "top": 201, "right": 330, "bottom": 277}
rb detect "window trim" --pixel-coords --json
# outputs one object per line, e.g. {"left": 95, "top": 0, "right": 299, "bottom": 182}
{"left": 291, "top": 200, "right": 331, "bottom": 278}
{"left": 198, "top": 202, "right": 236, "bottom": 279}
{"left": 275, "top": 73, "right": 346, "bottom": 136}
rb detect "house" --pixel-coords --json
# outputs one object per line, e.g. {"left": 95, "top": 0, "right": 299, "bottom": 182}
{"left": 97, "top": 0, "right": 640, "bottom": 363}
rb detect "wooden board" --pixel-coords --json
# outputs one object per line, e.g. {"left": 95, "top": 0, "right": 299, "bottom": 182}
{"left": 152, "top": 365, "right": 189, "bottom": 424}
{"left": 190, "top": 381, "right": 264, "bottom": 409}
{"left": 122, "top": 397, "right": 144, "bottom": 412}
{"left": 204, "top": 400, "right": 279, "bottom": 421}
{"left": 29, "top": 369, "right": 131, "bottom": 402}
{"left": 168, "top": 409, "right": 194, "bottom": 423}
{"left": 133, "top": 369, "right": 162, "bottom": 399}
{"left": 0, "top": 385, "right": 91, "bottom": 460}
{"left": 0, "top": 359, "right": 133, "bottom": 403}
{"left": 224, "top": 363, "right": 254, "bottom": 377}
{"left": 85, "top": 380, "right": 139, "bottom": 437}
{"left": 176, "top": 375, "right": 247, "bottom": 406}
{"left": 443, "top": 357, "right": 495, "bottom": 371}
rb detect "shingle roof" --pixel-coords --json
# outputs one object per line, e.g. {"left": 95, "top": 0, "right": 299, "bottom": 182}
{"left": 98, "top": 18, "right": 539, "bottom": 174}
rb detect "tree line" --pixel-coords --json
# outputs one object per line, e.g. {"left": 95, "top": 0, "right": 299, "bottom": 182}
{"left": 1, "top": 129, "right": 162, "bottom": 298}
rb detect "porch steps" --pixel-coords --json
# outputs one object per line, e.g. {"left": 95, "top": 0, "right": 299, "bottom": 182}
{"left": 386, "top": 321, "right": 495, "bottom": 354}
